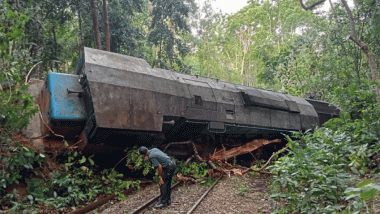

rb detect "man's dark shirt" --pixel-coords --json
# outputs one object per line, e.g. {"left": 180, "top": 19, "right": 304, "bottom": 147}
{"left": 148, "top": 148, "right": 172, "bottom": 168}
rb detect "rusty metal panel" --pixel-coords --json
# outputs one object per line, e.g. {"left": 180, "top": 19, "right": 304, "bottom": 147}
{"left": 250, "top": 107, "right": 271, "bottom": 127}
{"left": 214, "top": 89, "right": 234, "bottom": 104}
{"left": 275, "top": 93, "right": 301, "bottom": 113}
{"left": 222, "top": 104, "right": 235, "bottom": 122}
{"left": 89, "top": 81, "right": 163, "bottom": 131}
{"left": 85, "top": 64, "right": 187, "bottom": 98}
{"left": 257, "top": 89, "right": 290, "bottom": 110}
{"left": 185, "top": 107, "right": 222, "bottom": 121}
{"left": 213, "top": 89, "right": 236, "bottom": 123}
{"left": 285, "top": 95, "right": 319, "bottom": 130}
{"left": 270, "top": 110, "right": 288, "bottom": 129}
{"left": 298, "top": 103, "right": 319, "bottom": 130}
{"left": 153, "top": 93, "right": 184, "bottom": 117}
{"left": 84, "top": 47, "right": 152, "bottom": 76}
{"left": 183, "top": 79, "right": 217, "bottom": 111}
{"left": 285, "top": 100, "right": 301, "bottom": 113}
{"left": 288, "top": 113, "right": 301, "bottom": 130}
{"left": 306, "top": 99, "right": 340, "bottom": 115}
{"left": 234, "top": 106, "right": 250, "bottom": 125}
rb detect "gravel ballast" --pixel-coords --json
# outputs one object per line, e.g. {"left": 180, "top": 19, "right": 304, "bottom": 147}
{"left": 95, "top": 173, "right": 278, "bottom": 214}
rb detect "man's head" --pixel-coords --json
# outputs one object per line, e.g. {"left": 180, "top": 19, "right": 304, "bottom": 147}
{"left": 139, "top": 146, "right": 149, "bottom": 160}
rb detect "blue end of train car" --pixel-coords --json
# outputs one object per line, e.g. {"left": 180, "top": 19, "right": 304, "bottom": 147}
{"left": 47, "top": 72, "right": 87, "bottom": 126}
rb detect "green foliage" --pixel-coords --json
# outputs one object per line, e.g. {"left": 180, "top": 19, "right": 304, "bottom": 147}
{"left": 0, "top": 83, "right": 38, "bottom": 133}
{"left": 328, "top": 83, "right": 379, "bottom": 120}
{"left": 199, "top": 176, "right": 214, "bottom": 186}
{"left": 175, "top": 159, "right": 210, "bottom": 179}
{"left": 249, "top": 160, "right": 265, "bottom": 176}
{"left": 124, "top": 147, "right": 210, "bottom": 181}
{"left": 0, "top": 3, "right": 37, "bottom": 136}
{"left": 148, "top": 0, "right": 196, "bottom": 71}
{"left": 125, "top": 146, "right": 155, "bottom": 176}
{"left": 1, "top": 143, "right": 140, "bottom": 211}
{"left": 236, "top": 183, "right": 249, "bottom": 197}
{"left": 0, "top": 2, "right": 29, "bottom": 60}
{"left": 341, "top": 179, "right": 380, "bottom": 213}
{"left": 0, "top": 142, "right": 46, "bottom": 195}
{"left": 269, "top": 103, "right": 380, "bottom": 213}
{"left": 21, "top": 150, "right": 140, "bottom": 211}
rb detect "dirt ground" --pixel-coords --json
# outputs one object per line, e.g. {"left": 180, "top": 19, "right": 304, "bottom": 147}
{"left": 92, "top": 173, "right": 278, "bottom": 214}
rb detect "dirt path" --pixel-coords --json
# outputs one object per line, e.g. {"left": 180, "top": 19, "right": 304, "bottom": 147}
{"left": 93, "top": 173, "right": 278, "bottom": 214}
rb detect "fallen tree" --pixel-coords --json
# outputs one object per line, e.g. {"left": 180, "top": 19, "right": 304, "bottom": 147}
{"left": 209, "top": 139, "right": 282, "bottom": 161}
{"left": 164, "top": 139, "right": 285, "bottom": 177}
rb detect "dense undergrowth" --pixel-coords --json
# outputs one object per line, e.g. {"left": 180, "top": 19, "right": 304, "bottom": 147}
{"left": 269, "top": 84, "right": 380, "bottom": 213}
{"left": 1, "top": 115, "right": 211, "bottom": 213}
{"left": 1, "top": 140, "right": 211, "bottom": 212}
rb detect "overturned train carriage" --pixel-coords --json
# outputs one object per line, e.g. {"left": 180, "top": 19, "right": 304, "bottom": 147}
{"left": 33, "top": 47, "right": 340, "bottom": 158}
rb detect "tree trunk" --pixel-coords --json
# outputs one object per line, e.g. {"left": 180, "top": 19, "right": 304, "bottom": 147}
{"left": 77, "top": 0, "right": 83, "bottom": 49}
{"left": 103, "top": 0, "right": 110, "bottom": 51}
{"left": 340, "top": 0, "right": 380, "bottom": 107}
{"left": 90, "top": 0, "right": 102, "bottom": 50}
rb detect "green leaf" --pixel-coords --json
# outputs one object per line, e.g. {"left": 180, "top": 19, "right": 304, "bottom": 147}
{"left": 360, "top": 188, "right": 377, "bottom": 201}
{"left": 239, "top": 187, "right": 249, "bottom": 193}
{"left": 79, "top": 156, "right": 86, "bottom": 164}
{"left": 64, "top": 141, "right": 69, "bottom": 147}
{"left": 14, "top": 141, "right": 22, "bottom": 147}
{"left": 88, "top": 158, "right": 94, "bottom": 166}
{"left": 357, "top": 179, "right": 372, "bottom": 188}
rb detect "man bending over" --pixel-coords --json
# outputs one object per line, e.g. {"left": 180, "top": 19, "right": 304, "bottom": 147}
{"left": 139, "top": 146, "right": 176, "bottom": 208}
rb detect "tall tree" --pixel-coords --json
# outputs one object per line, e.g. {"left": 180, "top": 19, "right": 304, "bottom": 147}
{"left": 90, "top": 0, "right": 102, "bottom": 50}
{"left": 103, "top": 0, "right": 110, "bottom": 51}
{"left": 148, "top": 0, "right": 196, "bottom": 70}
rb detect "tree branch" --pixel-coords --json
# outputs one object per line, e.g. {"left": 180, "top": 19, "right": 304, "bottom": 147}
{"left": 299, "top": 0, "right": 326, "bottom": 10}
{"left": 340, "top": 0, "right": 380, "bottom": 107}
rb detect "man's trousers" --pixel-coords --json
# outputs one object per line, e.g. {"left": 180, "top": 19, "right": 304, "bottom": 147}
{"left": 160, "top": 161, "right": 176, "bottom": 205}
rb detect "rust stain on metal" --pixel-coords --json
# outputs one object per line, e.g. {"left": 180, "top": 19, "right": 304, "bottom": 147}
{"left": 89, "top": 81, "right": 163, "bottom": 132}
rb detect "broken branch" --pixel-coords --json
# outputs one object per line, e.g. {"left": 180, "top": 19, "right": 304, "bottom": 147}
{"left": 299, "top": 0, "right": 326, "bottom": 10}
{"left": 243, "top": 145, "right": 289, "bottom": 175}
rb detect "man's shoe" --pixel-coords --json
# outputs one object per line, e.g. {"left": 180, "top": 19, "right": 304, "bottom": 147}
{"left": 154, "top": 203, "right": 168, "bottom": 209}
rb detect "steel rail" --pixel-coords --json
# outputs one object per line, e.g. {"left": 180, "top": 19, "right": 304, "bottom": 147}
{"left": 186, "top": 176, "right": 222, "bottom": 214}
{"left": 129, "top": 181, "right": 183, "bottom": 214}
{"left": 69, "top": 188, "right": 134, "bottom": 214}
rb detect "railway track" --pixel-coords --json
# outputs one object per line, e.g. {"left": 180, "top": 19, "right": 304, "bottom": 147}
{"left": 129, "top": 177, "right": 222, "bottom": 214}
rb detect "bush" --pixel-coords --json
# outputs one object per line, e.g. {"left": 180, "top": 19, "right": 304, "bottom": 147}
{"left": 269, "top": 105, "right": 380, "bottom": 213}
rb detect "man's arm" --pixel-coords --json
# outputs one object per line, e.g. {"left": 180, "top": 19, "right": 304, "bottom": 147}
{"left": 158, "top": 164, "right": 164, "bottom": 185}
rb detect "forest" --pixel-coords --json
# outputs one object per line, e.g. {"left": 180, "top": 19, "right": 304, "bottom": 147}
{"left": 1, "top": 0, "right": 380, "bottom": 213}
